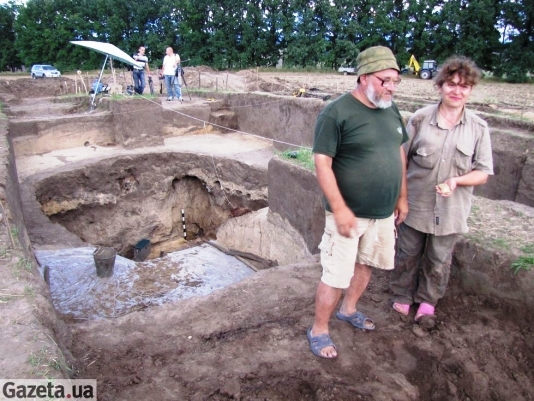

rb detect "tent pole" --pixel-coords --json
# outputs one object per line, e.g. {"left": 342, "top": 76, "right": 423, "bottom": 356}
{"left": 90, "top": 54, "right": 108, "bottom": 111}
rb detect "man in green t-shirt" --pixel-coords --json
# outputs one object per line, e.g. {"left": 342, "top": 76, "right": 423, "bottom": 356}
{"left": 307, "top": 46, "right": 409, "bottom": 359}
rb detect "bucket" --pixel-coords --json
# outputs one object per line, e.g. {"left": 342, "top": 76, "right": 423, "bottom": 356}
{"left": 93, "top": 247, "right": 117, "bottom": 278}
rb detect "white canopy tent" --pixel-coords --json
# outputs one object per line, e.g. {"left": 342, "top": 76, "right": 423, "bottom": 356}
{"left": 71, "top": 40, "right": 144, "bottom": 110}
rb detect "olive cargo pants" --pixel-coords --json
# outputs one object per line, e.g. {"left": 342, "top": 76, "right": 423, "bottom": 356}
{"left": 390, "top": 223, "right": 458, "bottom": 306}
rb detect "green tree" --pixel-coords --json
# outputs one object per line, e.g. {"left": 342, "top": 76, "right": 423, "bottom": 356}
{"left": 14, "top": 0, "right": 103, "bottom": 70}
{"left": 0, "top": 2, "right": 22, "bottom": 71}
{"left": 495, "top": 0, "right": 534, "bottom": 82}
{"left": 455, "top": 0, "right": 501, "bottom": 71}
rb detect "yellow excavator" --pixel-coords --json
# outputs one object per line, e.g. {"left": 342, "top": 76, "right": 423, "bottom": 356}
{"left": 404, "top": 55, "right": 439, "bottom": 80}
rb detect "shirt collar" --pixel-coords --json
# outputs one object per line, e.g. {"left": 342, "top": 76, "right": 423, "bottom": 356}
{"left": 431, "top": 102, "right": 467, "bottom": 128}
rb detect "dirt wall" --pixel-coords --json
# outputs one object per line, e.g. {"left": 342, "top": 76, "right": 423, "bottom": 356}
{"left": 268, "top": 156, "right": 324, "bottom": 254}
{"left": 200, "top": 92, "right": 325, "bottom": 151}
{"left": 0, "top": 118, "right": 72, "bottom": 379}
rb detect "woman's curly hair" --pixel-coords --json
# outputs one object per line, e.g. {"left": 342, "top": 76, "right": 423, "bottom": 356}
{"left": 434, "top": 56, "right": 482, "bottom": 87}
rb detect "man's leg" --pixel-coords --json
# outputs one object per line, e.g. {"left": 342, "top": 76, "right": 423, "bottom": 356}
{"left": 389, "top": 223, "right": 427, "bottom": 306}
{"left": 338, "top": 263, "right": 373, "bottom": 322}
{"left": 164, "top": 75, "right": 173, "bottom": 99}
{"left": 309, "top": 211, "right": 359, "bottom": 357}
{"left": 138, "top": 71, "right": 145, "bottom": 94}
{"left": 336, "top": 216, "right": 393, "bottom": 328}
{"left": 310, "top": 282, "right": 342, "bottom": 358}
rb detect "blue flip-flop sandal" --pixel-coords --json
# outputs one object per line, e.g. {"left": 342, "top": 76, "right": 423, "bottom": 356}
{"left": 336, "top": 311, "right": 375, "bottom": 331}
{"left": 307, "top": 327, "right": 337, "bottom": 359}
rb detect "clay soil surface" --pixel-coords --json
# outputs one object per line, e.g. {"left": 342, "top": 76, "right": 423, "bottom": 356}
{"left": 1, "top": 70, "right": 533, "bottom": 400}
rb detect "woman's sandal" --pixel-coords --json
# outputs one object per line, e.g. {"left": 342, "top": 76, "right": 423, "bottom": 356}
{"left": 414, "top": 302, "right": 436, "bottom": 321}
{"left": 392, "top": 302, "right": 411, "bottom": 316}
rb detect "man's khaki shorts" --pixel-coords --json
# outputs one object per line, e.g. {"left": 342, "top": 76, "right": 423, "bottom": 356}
{"left": 319, "top": 212, "right": 396, "bottom": 289}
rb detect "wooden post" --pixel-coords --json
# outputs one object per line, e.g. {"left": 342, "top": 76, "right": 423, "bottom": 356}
{"left": 520, "top": 92, "right": 529, "bottom": 119}
{"left": 198, "top": 71, "right": 201, "bottom": 89}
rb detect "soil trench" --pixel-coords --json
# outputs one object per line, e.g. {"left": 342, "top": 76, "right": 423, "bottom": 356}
{"left": 0, "top": 71, "right": 533, "bottom": 400}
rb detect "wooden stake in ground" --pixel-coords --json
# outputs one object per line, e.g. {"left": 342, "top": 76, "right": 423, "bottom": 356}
{"left": 77, "top": 70, "right": 87, "bottom": 94}
{"left": 521, "top": 92, "right": 530, "bottom": 119}
{"left": 109, "top": 58, "right": 117, "bottom": 86}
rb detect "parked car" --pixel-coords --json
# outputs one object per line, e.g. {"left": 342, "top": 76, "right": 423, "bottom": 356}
{"left": 31, "top": 65, "right": 61, "bottom": 79}
{"left": 338, "top": 66, "right": 355, "bottom": 75}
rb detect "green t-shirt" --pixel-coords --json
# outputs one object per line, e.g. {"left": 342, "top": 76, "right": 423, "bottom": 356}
{"left": 313, "top": 92, "right": 408, "bottom": 219}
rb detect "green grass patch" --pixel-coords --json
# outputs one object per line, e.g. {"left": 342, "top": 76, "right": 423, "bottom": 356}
{"left": 520, "top": 243, "right": 534, "bottom": 254}
{"left": 23, "top": 285, "right": 35, "bottom": 298}
{"left": 279, "top": 148, "right": 315, "bottom": 171}
{"left": 12, "top": 256, "right": 33, "bottom": 279}
{"left": 490, "top": 238, "right": 510, "bottom": 250}
{"left": 10, "top": 226, "right": 19, "bottom": 239}
{"left": 511, "top": 255, "right": 534, "bottom": 275}
{"left": 28, "top": 348, "right": 62, "bottom": 378}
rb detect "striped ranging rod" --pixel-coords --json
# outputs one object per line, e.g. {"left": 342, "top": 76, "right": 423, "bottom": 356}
{"left": 182, "top": 209, "right": 187, "bottom": 240}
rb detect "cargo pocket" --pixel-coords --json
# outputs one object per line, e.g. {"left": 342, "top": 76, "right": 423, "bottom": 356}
{"left": 318, "top": 229, "right": 334, "bottom": 257}
{"left": 453, "top": 143, "right": 474, "bottom": 175}
{"left": 412, "top": 146, "right": 440, "bottom": 169}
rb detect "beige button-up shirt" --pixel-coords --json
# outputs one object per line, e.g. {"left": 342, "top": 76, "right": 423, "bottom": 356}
{"left": 403, "top": 103, "right": 494, "bottom": 235}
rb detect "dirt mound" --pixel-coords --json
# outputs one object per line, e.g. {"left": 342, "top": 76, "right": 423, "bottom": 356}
{"left": 0, "top": 78, "right": 74, "bottom": 101}
{"left": 188, "top": 65, "right": 218, "bottom": 74}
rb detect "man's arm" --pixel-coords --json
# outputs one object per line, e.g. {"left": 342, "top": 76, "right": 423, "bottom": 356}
{"left": 314, "top": 153, "right": 356, "bottom": 237}
{"left": 394, "top": 146, "right": 408, "bottom": 224}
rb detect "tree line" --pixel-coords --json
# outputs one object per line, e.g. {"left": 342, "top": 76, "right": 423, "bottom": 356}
{"left": 0, "top": 0, "right": 532, "bottom": 82}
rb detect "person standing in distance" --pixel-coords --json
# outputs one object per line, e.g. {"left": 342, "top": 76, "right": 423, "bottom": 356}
{"left": 390, "top": 56, "right": 493, "bottom": 323}
{"left": 162, "top": 47, "right": 182, "bottom": 102}
{"left": 308, "top": 46, "right": 409, "bottom": 358}
{"left": 132, "top": 46, "right": 150, "bottom": 95}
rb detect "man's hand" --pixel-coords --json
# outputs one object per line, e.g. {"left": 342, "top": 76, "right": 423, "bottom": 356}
{"left": 333, "top": 206, "right": 357, "bottom": 238}
{"left": 394, "top": 196, "right": 408, "bottom": 225}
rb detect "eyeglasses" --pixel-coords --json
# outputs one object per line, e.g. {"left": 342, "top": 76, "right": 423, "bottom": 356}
{"left": 371, "top": 74, "right": 402, "bottom": 88}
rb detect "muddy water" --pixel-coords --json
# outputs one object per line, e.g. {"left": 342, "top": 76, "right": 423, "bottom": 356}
{"left": 36, "top": 244, "right": 254, "bottom": 321}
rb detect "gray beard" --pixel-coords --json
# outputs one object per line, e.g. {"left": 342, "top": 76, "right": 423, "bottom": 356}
{"left": 365, "top": 84, "right": 392, "bottom": 109}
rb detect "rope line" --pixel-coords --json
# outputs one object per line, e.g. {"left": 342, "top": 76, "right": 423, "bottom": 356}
{"left": 126, "top": 93, "right": 312, "bottom": 150}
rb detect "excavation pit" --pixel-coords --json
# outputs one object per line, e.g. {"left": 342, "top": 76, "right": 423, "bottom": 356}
{"left": 1, "top": 74, "right": 534, "bottom": 400}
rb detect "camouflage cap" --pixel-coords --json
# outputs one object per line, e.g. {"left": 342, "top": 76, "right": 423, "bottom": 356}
{"left": 356, "top": 46, "right": 400, "bottom": 76}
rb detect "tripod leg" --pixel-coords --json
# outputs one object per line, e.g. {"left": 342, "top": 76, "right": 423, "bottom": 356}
{"left": 148, "top": 77, "right": 155, "bottom": 96}
{"left": 184, "top": 82, "right": 191, "bottom": 101}
{"left": 182, "top": 75, "right": 192, "bottom": 101}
